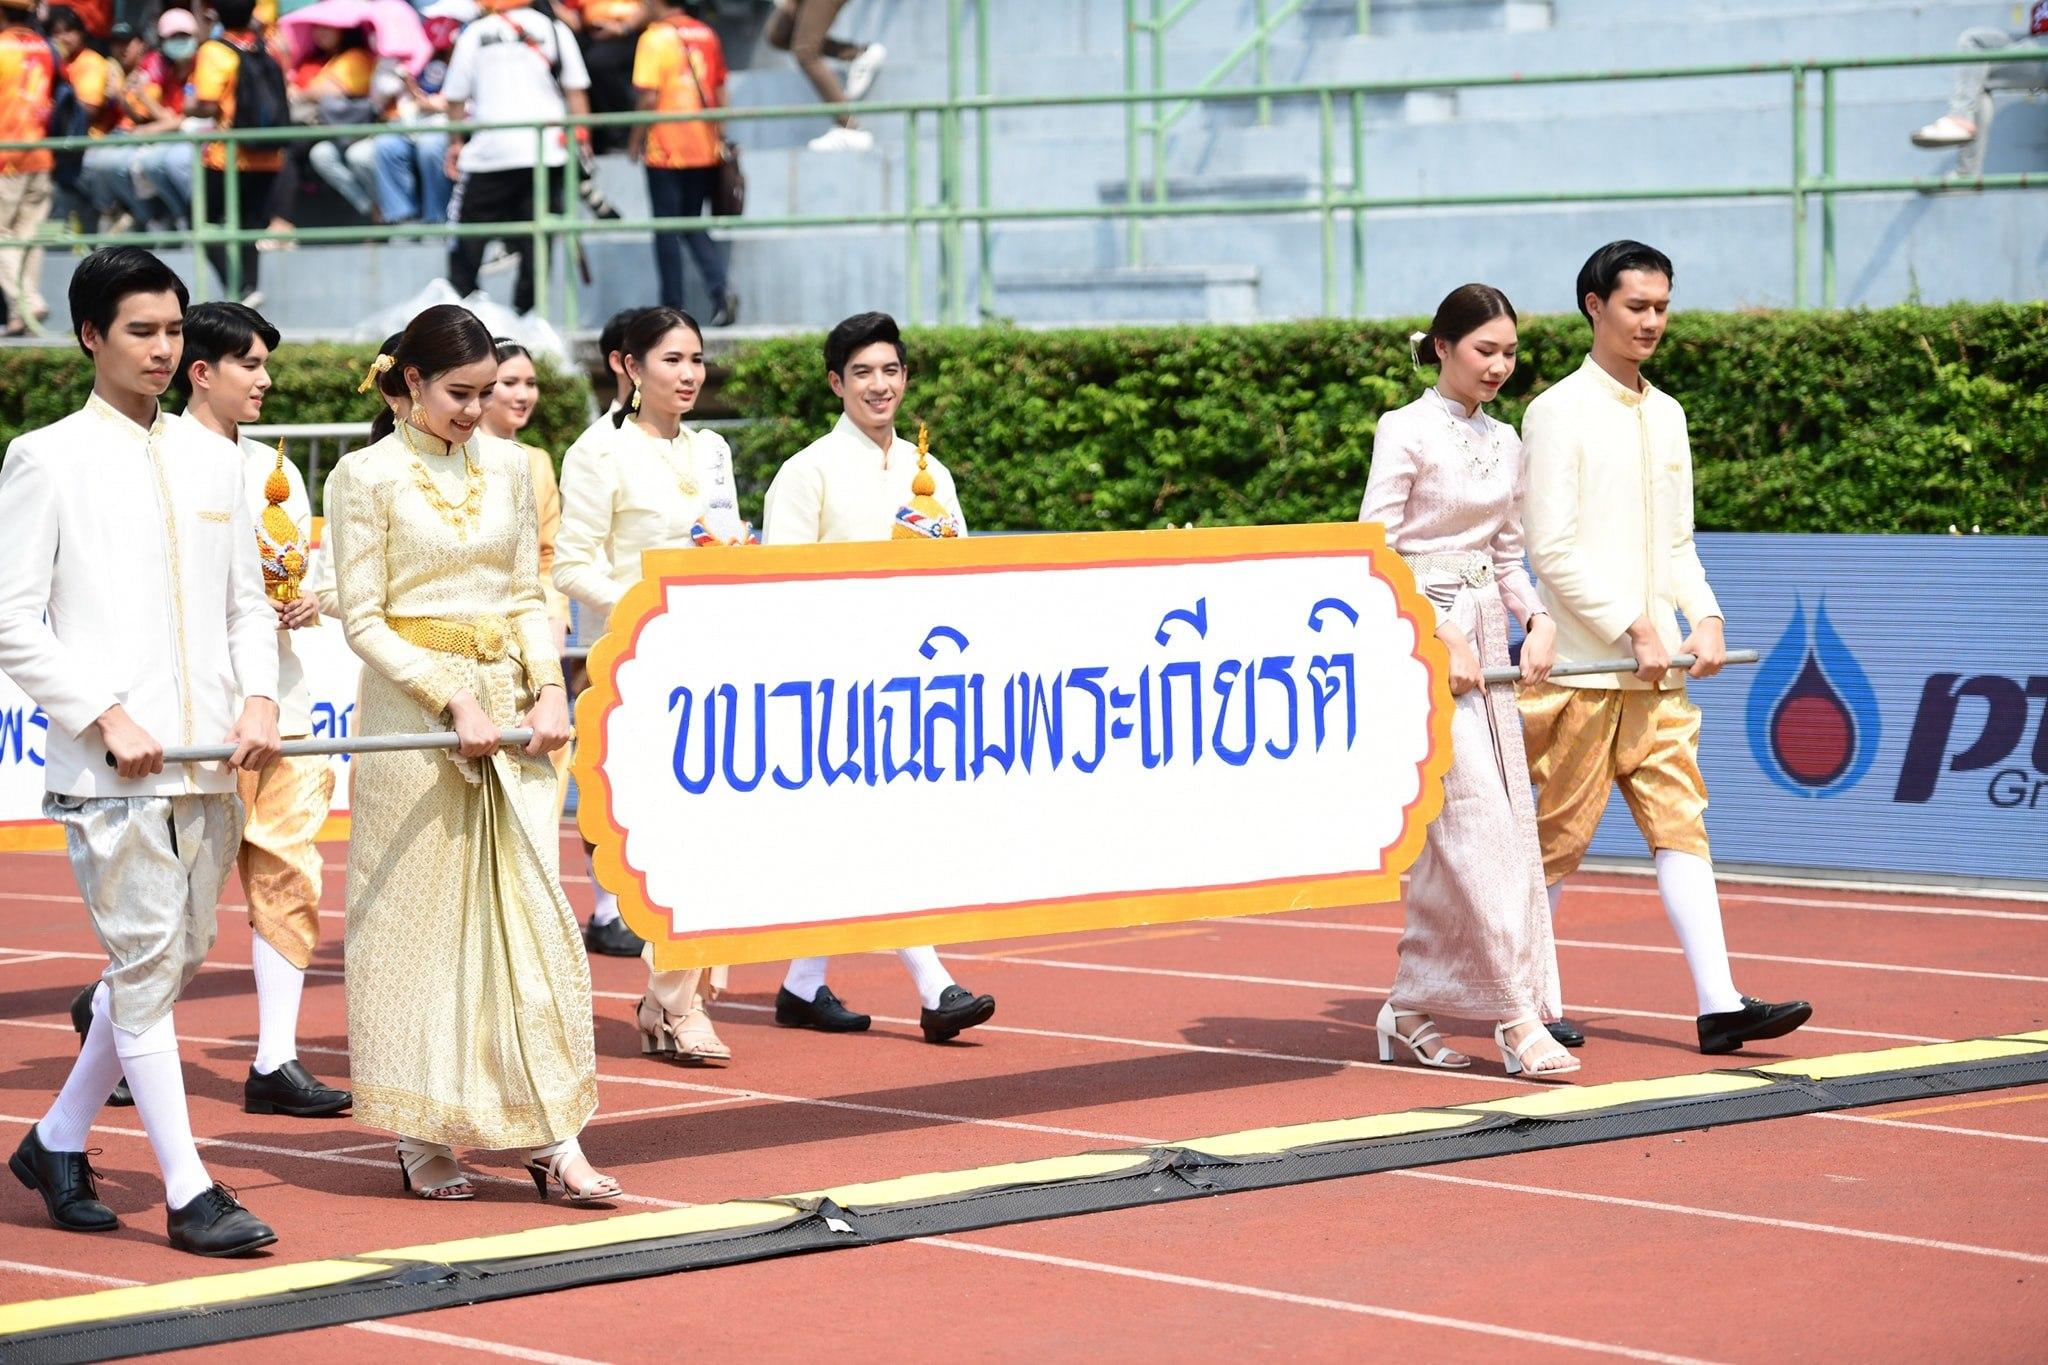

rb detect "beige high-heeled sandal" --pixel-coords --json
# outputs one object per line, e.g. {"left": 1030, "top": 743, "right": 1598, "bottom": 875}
{"left": 395, "top": 1136, "right": 474, "bottom": 1200}
{"left": 635, "top": 971, "right": 732, "bottom": 1066}
{"left": 1374, "top": 1001, "right": 1472, "bottom": 1069}
{"left": 1495, "top": 1017, "right": 1582, "bottom": 1081}
{"left": 524, "top": 1137, "right": 621, "bottom": 1205}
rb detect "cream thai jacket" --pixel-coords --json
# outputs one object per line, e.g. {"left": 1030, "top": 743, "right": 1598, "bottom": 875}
{"left": 761, "top": 415, "right": 967, "bottom": 545}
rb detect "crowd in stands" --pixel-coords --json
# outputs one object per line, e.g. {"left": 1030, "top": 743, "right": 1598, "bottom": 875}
{"left": 2, "top": 0, "right": 889, "bottom": 333}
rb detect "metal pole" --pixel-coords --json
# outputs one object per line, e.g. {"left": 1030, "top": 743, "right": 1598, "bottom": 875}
{"left": 532, "top": 130, "right": 550, "bottom": 325}
{"left": 1256, "top": 0, "right": 1271, "bottom": 126}
{"left": 1357, "top": 0, "right": 1370, "bottom": 35}
{"left": 222, "top": 153, "right": 242, "bottom": 298}
{"left": 976, "top": 0, "right": 994, "bottom": 318}
{"left": 1349, "top": 89, "right": 1365, "bottom": 315}
{"left": 942, "top": 0, "right": 962, "bottom": 324}
{"left": 138, "top": 730, "right": 544, "bottom": 766}
{"left": 561, "top": 137, "right": 582, "bottom": 333}
{"left": 1480, "top": 649, "right": 1760, "bottom": 687}
{"left": 905, "top": 108, "right": 922, "bottom": 324}
{"left": 187, "top": 142, "right": 210, "bottom": 303}
{"left": 1123, "top": 0, "right": 1141, "bottom": 266}
{"left": 1790, "top": 65, "right": 1807, "bottom": 310}
{"left": 1319, "top": 90, "right": 1335, "bottom": 315}
{"left": 1150, "top": 0, "right": 1166, "bottom": 212}
{"left": 1821, "top": 66, "right": 1838, "bottom": 309}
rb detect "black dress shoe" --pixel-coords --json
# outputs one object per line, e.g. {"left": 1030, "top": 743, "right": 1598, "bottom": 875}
{"left": 68, "top": 982, "right": 132, "bottom": 1107}
{"left": 1698, "top": 996, "right": 1813, "bottom": 1055}
{"left": 166, "top": 1184, "right": 276, "bottom": 1257}
{"left": 774, "top": 985, "right": 871, "bottom": 1032}
{"left": 583, "top": 916, "right": 647, "bottom": 958}
{"left": 1545, "top": 1017, "right": 1586, "bottom": 1049}
{"left": 920, "top": 985, "right": 996, "bottom": 1043}
{"left": 9, "top": 1127, "right": 118, "bottom": 1232}
{"left": 244, "top": 1060, "right": 352, "bottom": 1117}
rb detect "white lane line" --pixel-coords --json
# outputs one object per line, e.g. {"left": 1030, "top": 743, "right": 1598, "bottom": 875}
{"left": 943, "top": 953, "right": 1946, "bottom": 1044}
{"left": 1577, "top": 883, "right": 2048, "bottom": 922}
{"left": 1389, "top": 1169, "right": 2048, "bottom": 1266}
{"left": 918, "top": 1239, "right": 1720, "bottom": 1364}
{"left": 1213, "top": 918, "right": 2048, "bottom": 985}
{"left": 0, "top": 1113, "right": 687, "bottom": 1211}
{"left": 0, "top": 952, "right": 65, "bottom": 968}
{"left": 0, "top": 1259, "right": 613, "bottom": 1363}
{"left": 592, "top": 1096, "right": 754, "bottom": 1122}
{"left": 1810, "top": 1112, "right": 2048, "bottom": 1146}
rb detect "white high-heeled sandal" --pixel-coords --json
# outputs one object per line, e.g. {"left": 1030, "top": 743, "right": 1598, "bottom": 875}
{"left": 524, "top": 1136, "right": 622, "bottom": 1205}
{"left": 1495, "top": 1017, "right": 1582, "bottom": 1081}
{"left": 1374, "top": 1001, "right": 1472, "bottom": 1069}
{"left": 395, "top": 1136, "right": 474, "bottom": 1200}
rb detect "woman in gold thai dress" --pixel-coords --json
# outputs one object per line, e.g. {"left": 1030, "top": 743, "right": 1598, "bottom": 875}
{"left": 327, "top": 304, "right": 620, "bottom": 1201}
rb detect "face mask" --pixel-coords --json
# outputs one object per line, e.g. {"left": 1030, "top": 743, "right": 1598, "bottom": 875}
{"left": 162, "top": 36, "right": 198, "bottom": 61}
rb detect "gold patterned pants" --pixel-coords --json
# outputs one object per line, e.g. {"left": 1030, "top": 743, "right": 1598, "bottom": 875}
{"left": 1518, "top": 683, "right": 1711, "bottom": 885}
{"left": 236, "top": 754, "right": 336, "bottom": 971}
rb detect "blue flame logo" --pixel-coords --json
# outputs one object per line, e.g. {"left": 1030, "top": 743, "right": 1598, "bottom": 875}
{"left": 1745, "top": 596, "right": 1882, "bottom": 798}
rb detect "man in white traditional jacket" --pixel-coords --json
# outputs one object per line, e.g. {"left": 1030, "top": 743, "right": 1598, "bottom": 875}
{"left": 0, "top": 249, "right": 284, "bottom": 1255}
{"left": 1518, "top": 240, "right": 1811, "bottom": 1057}
{"left": 758, "top": 311, "right": 997, "bottom": 1044}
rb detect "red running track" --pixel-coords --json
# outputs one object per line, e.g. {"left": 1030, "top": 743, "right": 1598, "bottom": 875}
{"left": 0, "top": 833, "right": 2043, "bottom": 1363}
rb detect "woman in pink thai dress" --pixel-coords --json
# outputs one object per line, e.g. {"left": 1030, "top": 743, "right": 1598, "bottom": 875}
{"left": 1358, "top": 284, "right": 1577, "bottom": 1080}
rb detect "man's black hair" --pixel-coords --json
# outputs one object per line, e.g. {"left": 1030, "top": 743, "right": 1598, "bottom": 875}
{"left": 174, "top": 300, "right": 280, "bottom": 399}
{"left": 824, "top": 312, "right": 905, "bottom": 377}
{"left": 213, "top": 0, "right": 259, "bottom": 31}
{"left": 599, "top": 306, "right": 654, "bottom": 367}
{"left": 1575, "top": 240, "right": 1674, "bottom": 321}
{"left": 44, "top": 5, "right": 84, "bottom": 35}
{"left": 68, "top": 246, "right": 188, "bottom": 359}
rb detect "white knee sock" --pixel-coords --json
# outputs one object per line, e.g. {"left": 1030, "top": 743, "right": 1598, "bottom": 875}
{"left": 38, "top": 982, "right": 122, "bottom": 1152}
{"left": 783, "top": 956, "right": 829, "bottom": 1002}
{"left": 1546, "top": 881, "right": 1565, "bottom": 917}
{"left": 250, "top": 935, "right": 304, "bottom": 1075}
{"left": 897, "top": 946, "right": 956, "bottom": 1011}
{"left": 1654, "top": 850, "right": 1745, "bottom": 1016}
{"left": 112, "top": 1012, "right": 213, "bottom": 1210}
{"left": 586, "top": 849, "right": 621, "bottom": 926}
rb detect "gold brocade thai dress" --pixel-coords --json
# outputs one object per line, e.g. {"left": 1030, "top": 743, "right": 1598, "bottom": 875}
{"left": 325, "top": 426, "right": 597, "bottom": 1149}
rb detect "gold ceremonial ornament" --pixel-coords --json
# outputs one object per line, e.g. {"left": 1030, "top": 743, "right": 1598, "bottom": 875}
{"left": 255, "top": 440, "right": 309, "bottom": 603}
{"left": 893, "top": 422, "right": 960, "bottom": 540}
{"left": 356, "top": 352, "right": 395, "bottom": 394}
{"left": 631, "top": 380, "right": 643, "bottom": 414}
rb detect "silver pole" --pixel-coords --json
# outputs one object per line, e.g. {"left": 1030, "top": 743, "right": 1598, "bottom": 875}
{"left": 131, "top": 729, "right": 542, "bottom": 766}
{"left": 1481, "top": 648, "right": 1759, "bottom": 686}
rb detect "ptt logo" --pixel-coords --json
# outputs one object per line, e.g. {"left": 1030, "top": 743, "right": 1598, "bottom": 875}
{"left": 1895, "top": 673, "right": 2048, "bottom": 809}
{"left": 1746, "top": 596, "right": 1881, "bottom": 798}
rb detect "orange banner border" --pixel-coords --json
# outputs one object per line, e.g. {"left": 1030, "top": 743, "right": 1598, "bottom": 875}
{"left": 575, "top": 523, "right": 1452, "bottom": 971}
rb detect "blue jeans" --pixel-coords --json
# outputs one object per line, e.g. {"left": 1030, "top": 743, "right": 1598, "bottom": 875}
{"left": 371, "top": 131, "right": 451, "bottom": 224}
{"left": 646, "top": 165, "right": 729, "bottom": 309}
{"left": 79, "top": 139, "right": 154, "bottom": 223}
{"left": 134, "top": 142, "right": 195, "bottom": 225}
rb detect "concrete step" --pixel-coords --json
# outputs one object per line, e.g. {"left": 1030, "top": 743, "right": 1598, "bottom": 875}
{"left": 992, "top": 264, "right": 1262, "bottom": 324}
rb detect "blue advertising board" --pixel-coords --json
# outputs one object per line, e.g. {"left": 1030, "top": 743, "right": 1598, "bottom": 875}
{"left": 1582, "top": 533, "right": 2048, "bottom": 887}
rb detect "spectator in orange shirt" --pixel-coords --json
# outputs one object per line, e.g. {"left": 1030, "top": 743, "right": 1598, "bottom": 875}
{"left": 190, "top": 0, "right": 292, "bottom": 304}
{"left": 564, "top": 0, "right": 647, "bottom": 154}
{"left": 127, "top": 8, "right": 202, "bottom": 229}
{"left": 631, "top": 0, "right": 734, "bottom": 325}
{"left": 44, "top": 7, "right": 110, "bottom": 228}
{"left": 76, "top": 21, "right": 161, "bottom": 230}
{"left": 0, "top": 0, "right": 56, "bottom": 334}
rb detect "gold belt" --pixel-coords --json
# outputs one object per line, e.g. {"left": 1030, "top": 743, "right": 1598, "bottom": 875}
{"left": 387, "top": 613, "right": 513, "bottom": 662}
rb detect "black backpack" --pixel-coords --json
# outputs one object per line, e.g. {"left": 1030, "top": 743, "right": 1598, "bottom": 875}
{"left": 212, "top": 34, "right": 289, "bottom": 132}
{"left": 41, "top": 38, "right": 90, "bottom": 189}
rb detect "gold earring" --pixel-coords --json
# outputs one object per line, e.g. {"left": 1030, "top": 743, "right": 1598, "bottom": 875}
{"left": 630, "top": 380, "right": 643, "bottom": 414}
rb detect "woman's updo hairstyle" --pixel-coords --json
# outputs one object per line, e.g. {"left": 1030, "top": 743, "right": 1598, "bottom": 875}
{"left": 610, "top": 306, "right": 703, "bottom": 428}
{"left": 368, "top": 304, "right": 496, "bottom": 442}
{"left": 1409, "top": 283, "right": 1517, "bottom": 370}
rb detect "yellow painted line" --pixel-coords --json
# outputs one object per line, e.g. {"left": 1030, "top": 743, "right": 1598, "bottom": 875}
{"left": 988, "top": 927, "right": 1215, "bottom": 958}
{"left": 1752, "top": 1037, "right": 2047, "bottom": 1081}
{"left": 1998, "top": 1029, "right": 2048, "bottom": 1044}
{"left": 0, "top": 1260, "right": 392, "bottom": 1336}
{"left": 1174, "top": 1109, "right": 1479, "bottom": 1157}
{"left": 3, "top": 1028, "right": 2043, "bottom": 1342}
{"left": 1875, "top": 1090, "right": 2048, "bottom": 1121}
{"left": 1453, "top": 1070, "right": 1773, "bottom": 1119}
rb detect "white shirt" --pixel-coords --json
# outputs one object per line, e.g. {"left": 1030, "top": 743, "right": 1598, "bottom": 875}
{"left": 0, "top": 398, "right": 278, "bottom": 796}
{"left": 239, "top": 435, "right": 315, "bottom": 736}
{"left": 1520, "top": 356, "right": 1723, "bottom": 691}
{"left": 554, "top": 417, "right": 739, "bottom": 629}
{"left": 441, "top": 8, "right": 590, "bottom": 174}
{"left": 761, "top": 415, "right": 968, "bottom": 546}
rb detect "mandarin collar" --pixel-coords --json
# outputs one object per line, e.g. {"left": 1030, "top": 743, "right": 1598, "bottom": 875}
{"left": 834, "top": 413, "right": 900, "bottom": 462}
{"left": 1580, "top": 354, "right": 1653, "bottom": 408}
{"left": 85, "top": 391, "right": 165, "bottom": 441}
{"left": 1430, "top": 386, "right": 1486, "bottom": 422}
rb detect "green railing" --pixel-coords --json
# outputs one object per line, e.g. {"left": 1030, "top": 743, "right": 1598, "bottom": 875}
{"left": 3, "top": 46, "right": 2042, "bottom": 330}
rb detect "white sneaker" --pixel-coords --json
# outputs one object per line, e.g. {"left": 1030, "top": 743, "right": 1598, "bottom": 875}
{"left": 845, "top": 43, "right": 886, "bottom": 101}
{"left": 239, "top": 290, "right": 265, "bottom": 309}
{"left": 807, "top": 125, "right": 875, "bottom": 154}
{"left": 1910, "top": 114, "right": 1978, "bottom": 148}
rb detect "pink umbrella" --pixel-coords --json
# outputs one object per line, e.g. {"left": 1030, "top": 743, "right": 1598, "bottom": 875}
{"left": 279, "top": 0, "right": 433, "bottom": 75}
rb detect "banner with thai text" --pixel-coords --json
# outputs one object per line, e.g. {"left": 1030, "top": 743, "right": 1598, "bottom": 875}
{"left": 576, "top": 524, "right": 1451, "bottom": 971}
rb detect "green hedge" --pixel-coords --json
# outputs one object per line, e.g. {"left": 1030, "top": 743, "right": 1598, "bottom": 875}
{"left": 6, "top": 304, "right": 2045, "bottom": 534}
{"left": 0, "top": 342, "right": 594, "bottom": 493}
{"left": 721, "top": 302, "right": 2048, "bottom": 535}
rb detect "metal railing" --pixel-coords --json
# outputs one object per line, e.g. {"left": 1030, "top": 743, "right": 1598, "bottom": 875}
{"left": 4, "top": 47, "right": 2042, "bottom": 327}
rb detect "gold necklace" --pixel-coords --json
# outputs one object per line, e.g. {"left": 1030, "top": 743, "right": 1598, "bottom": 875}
{"left": 400, "top": 420, "right": 487, "bottom": 535}
{"left": 639, "top": 420, "right": 699, "bottom": 498}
